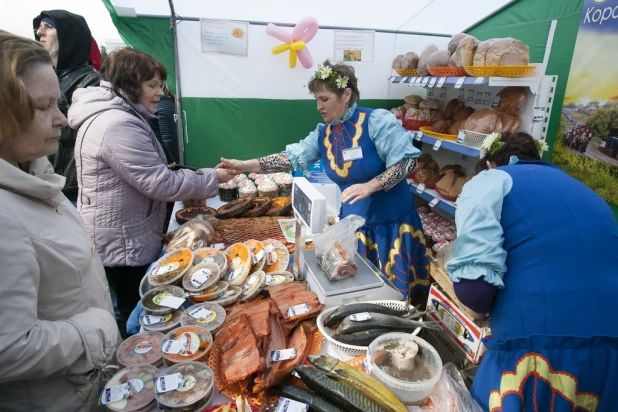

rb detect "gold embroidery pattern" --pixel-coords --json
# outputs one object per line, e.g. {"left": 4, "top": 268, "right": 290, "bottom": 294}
{"left": 385, "top": 223, "right": 430, "bottom": 292}
{"left": 356, "top": 231, "right": 381, "bottom": 270}
{"left": 323, "top": 112, "right": 366, "bottom": 178}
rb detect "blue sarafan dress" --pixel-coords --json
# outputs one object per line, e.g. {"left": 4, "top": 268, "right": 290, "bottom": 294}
{"left": 287, "top": 104, "right": 430, "bottom": 299}
{"left": 447, "top": 160, "right": 618, "bottom": 411}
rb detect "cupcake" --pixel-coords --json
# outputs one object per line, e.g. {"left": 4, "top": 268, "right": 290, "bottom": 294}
{"left": 219, "top": 181, "right": 238, "bottom": 202}
{"left": 248, "top": 172, "right": 260, "bottom": 181}
{"left": 238, "top": 181, "right": 257, "bottom": 198}
{"left": 257, "top": 181, "right": 279, "bottom": 198}
{"left": 254, "top": 175, "right": 274, "bottom": 186}
{"left": 233, "top": 174, "right": 248, "bottom": 184}
{"left": 274, "top": 173, "right": 294, "bottom": 196}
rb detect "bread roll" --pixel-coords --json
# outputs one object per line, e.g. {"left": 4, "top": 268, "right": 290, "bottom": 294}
{"left": 448, "top": 33, "right": 468, "bottom": 55}
{"left": 454, "top": 36, "right": 478, "bottom": 68}
{"left": 418, "top": 44, "right": 438, "bottom": 76}
{"left": 462, "top": 109, "right": 500, "bottom": 134}
{"left": 405, "top": 107, "right": 418, "bottom": 119}
{"left": 392, "top": 55, "right": 404, "bottom": 70}
{"left": 453, "top": 106, "right": 475, "bottom": 122}
{"left": 432, "top": 120, "right": 449, "bottom": 134}
{"left": 510, "top": 114, "right": 522, "bottom": 132}
{"left": 436, "top": 170, "right": 456, "bottom": 194}
{"left": 427, "top": 50, "right": 451, "bottom": 68}
{"left": 445, "top": 99, "right": 465, "bottom": 119}
{"left": 390, "top": 107, "right": 404, "bottom": 117}
{"left": 448, "top": 176, "right": 466, "bottom": 199}
{"left": 486, "top": 38, "right": 530, "bottom": 66}
{"left": 497, "top": 87, "right": 527, "bottom": 115}
{"left": 448, "top": 52, "right": 458, "bottom": 68}
{"left": 497, "top": 111, "right": 514, "bottom": 133}
{"left": 404, "top": 95, "right": 423, "bottom": 105}
{"left": 448, "top": 119, "right": 466, "bottom": 135}
{"left": 402, "top": 52, "right": 420, "bottom": 70}
{"left": 419, "top": 98, "right": 440, "bottom": 110}
{"left": 473, "top": 39, "right": 498, "bottom": 66}
{"left": 445, "top": 119, "right": 454, "bottom": 127}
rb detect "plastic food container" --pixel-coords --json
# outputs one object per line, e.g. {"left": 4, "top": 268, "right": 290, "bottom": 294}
{"left": 103, "top": 365, "right": 159, "bottom": 412}
{"left": 155, "top": 362, "right": 214, "bottom": 412}
{"left": 180, "top": 303, "right": 226, "bottom": 332}
{"left": 366, "top": 333, "right": 442, "bottom": 405}
{"left": 192, "top": 248, "right": 227, "bottom": 278}
{"left": 141, "top": 286, "right": 186, "bottom": 315}
{"left": 139, "top": 310, "right": 183, "bottom": 335}
{"left": 161, "top": 326, "right": 213, "bottom": 366}
{"left": 186, "top": 281, "right": 229, "bottom": 304}
{"left": 240, "top": 270, "right": 265, "bottom": 301}
{"left": 263, "top": 271, "right": 295, "bottom": 288}
{"left": 117, "top": 332, "right": 165, "bottom": 368}
{"left": 182, "top": 262, "right": 220, "bottom": 293}
{"left": 148, "top": 249, "right": 194, "bottom": 287}
{"left": 208, "top": 286, "right": 242, "bottom": 306}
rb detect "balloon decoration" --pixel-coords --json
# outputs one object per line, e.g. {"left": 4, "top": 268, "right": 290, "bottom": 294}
{"left": 266, "top": 17, "right": 318, "bottom": 69}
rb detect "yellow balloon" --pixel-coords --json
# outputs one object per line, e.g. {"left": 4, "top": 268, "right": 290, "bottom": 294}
{"left": 289, "top": 49, "right": 298, "bottom": 68}
{"left": 290, "top": 40, "right": 306, "bottom": 51}
{"left": 272, "top": 43, "right": 290, "bottom": 55}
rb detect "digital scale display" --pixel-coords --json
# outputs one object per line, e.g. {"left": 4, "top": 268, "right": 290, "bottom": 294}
{"left": 293, "top": 183, "right": 313, "bottom": 227}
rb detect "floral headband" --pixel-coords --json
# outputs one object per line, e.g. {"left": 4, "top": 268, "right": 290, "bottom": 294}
{"left": 480, "top": 132, "right": 549, "bottom": 156}
{"left": 311, "top": 64, "right": 349, "bottom": 89}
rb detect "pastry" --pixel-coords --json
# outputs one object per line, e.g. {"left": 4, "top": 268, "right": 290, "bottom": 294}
{"left": 439, "top": 164, "right": 463, "bottom": 175}
{"left": 238, "top": 181, "right": 257, "bottom": 198}
{"left": 426, "top": 50, "right": 451, "bottom": 68}
{"left": 390, "top": 107, "right": 405, "bottom": 117}
{"left": 448, "top": 119, "right": 466, "bottom": 136}
{"left": 424, "top": 170, "right": 440, "bottom": 188}
{"left": 404, "top": 95, "right": 423, "bottom": 105}
{"left": 417, "top": 44, "right": 438, "bottom": 76}
{"left": 445, "top": 99, "right": 464, "bottom": 119}
{"left": 405, "top": 107, "right": 418, "bottom": 119}
{"left": 233, "top": 174, "right": 248, "bottom": 184}
{"left": 217, "top": 197, "right": 254, "bottom": 219}
{"left": 257, "top": 181, "right": 279, "bottom": 198}
{"left": 402, "top": 52, "right": 419, "bottom": 69}
{"left": 436, "top": 170, "right": 457, "bottom": 195}
{"left": 219, "top": 181, "right": 239, "bottom": 202}
{"left": 448, "top": 176, "right": 467, "bottom": 199}
{"left": 486, "top": 38, "right": 530, "bottom": 66}
{"left": 175, "top": 206, "right": 217, "bottom": 225}
{"left": 241, "top": 196, "right": 272, "bottom": 217}
{"left": 419, "top": 98, "right": 440, "bottom": 110}
{"left": 497, "top": 87, "right": 527, "bottom": 115}
{"left": 432, "top": 120, "right": 449, "bottom": 134}
{"left": 273, "top": 173, "right": 294, "bottom": 196}
{"left": 462, "top": 109, "right": 500, "bottom": 134}
{"left": 264, "top": 197, "right": 293, "bottom": 216}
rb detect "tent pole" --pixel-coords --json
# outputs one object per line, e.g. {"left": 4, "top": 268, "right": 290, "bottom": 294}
{"left": 168, "top": 0, "right": 185, "bottom": 164}
{"left": 541, "top": 19, "right": 557, "bottom": 76}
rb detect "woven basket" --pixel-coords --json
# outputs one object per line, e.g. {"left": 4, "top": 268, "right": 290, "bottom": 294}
{"left": 403, "top": 119, "right": 435, "bottom": 132}
{"left": 395, "top": 68, "right": 418, "bottom": 76}
{"left": 316, "top": 300, "right": 422, "bottom": 357}
{"left": 461, "top": 129, "right": 489, "bottom": 149}
{"left": 464, "top": 65, "right": 536, "bottom": 78}
{"left": 419, "top": 126, "right": 457, "bottom": 141}
{"left": 427, "top": 67, "right": 467, "bottom": 77}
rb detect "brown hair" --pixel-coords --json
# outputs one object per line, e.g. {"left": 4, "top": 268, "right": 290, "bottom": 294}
{"left": 100, "top": 48, "right": 167, "bottom": 102}
{"left": 308, "top": 59, "right": 360, "bottom": 105}
{"left": 476, "top": 131, "right": 541, "bottom": 173}
{"left": 0, "top": 30, "right": 53, "bottom": 144}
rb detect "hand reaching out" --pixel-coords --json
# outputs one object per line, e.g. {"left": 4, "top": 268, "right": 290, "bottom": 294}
{"left": 216, "top": 167, "right": 238, "bottom": 183}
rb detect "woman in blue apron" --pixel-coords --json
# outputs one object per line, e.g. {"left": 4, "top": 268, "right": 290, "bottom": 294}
{"left": 219, "top": 60, "right": 430, "bottom": 302}
{"left": 447, "top": 131, "right": 618, "bottom": 411}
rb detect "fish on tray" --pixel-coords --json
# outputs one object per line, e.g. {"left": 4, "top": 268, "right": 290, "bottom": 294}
{"left": 322, "top": 302, "right": 414, "bottom": 328}
{"left": 220, "top": 299, "right": 272, "bottom": 339}
{"left": 269, "top": 282, "right": 324, "bottom": 322}
{"left": 219, "top": 314, "right": 263, "bottom": 384}
{"left": 271, "top": 385, "right": 347, "bottom": 412}
{"left": 334, "top": 312, "right": 441, "bottom": 337}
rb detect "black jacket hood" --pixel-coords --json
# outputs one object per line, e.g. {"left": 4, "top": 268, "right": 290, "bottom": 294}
{"left": 33, "top": 10, "right": 92, "bottom": 72}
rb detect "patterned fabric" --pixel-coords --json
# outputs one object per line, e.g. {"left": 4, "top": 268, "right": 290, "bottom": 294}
{"left": 319, "top": 106, "right": 429, "bottom": 299}
{"left": 258, "top": 153, "right": 293, "bottom": 173}
{"left": 376, "top": 157, "right": 416, "bottom": 191}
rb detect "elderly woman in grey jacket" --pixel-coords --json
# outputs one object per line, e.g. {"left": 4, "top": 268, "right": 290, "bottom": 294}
{"left": 68, "top": 48, "right": 236, "bottom": 336}
{"left": 0, "top": 31, "right": 119, "bottom": 411}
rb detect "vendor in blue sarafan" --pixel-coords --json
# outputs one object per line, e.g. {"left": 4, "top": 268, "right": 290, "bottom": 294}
{"left": 218, "top": 59, "right": 430, "bottom": 303}
{"left": 447, "top": 131, "right": 618, "bottom": 411}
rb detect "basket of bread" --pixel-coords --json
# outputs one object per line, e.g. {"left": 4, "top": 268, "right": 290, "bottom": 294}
{"left": 392, "top": 52, "right": 419, "bottom": 76}
{"left": 407, "top": 154, "right": 474, "bottom": 202}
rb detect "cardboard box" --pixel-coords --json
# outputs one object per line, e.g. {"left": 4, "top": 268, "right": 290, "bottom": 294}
{"left": 426, "top": 284, "right": 491, "bottom": 364}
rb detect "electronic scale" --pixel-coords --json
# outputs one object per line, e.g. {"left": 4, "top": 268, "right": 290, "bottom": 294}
{"left": 291, "top": 177, "right": 403, "bottom": 308}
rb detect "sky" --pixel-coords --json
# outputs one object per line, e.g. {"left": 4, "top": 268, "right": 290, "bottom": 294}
{"left": 0, "top": 0, "right": 122, "bottom": 45}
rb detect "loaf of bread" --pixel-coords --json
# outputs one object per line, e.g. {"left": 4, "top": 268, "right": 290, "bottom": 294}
{"left": 390, "top": 107, "right": 405, "bottom": 117}
{"left": 497, "top": 87, "right": 527, "bottom": 115}
{"left": 392, "top": 55, "right": 404, "bottom": 70}
{"left": 486, "top": 38, "right": 530, "bottom": 66}
{"left": 448, "top": 33, "right": 468, "bottom": 54}
{"left": 419, "top": 98, "right": 440, "bottom": 110}
{"left": 436, "top": 170, "right": 456, "bottom": 194}
{"left": 497, "top": 111, "right": 514, "bottom": 132}
{"left": 448, "top": 52, "right": 458, "bottom": 67}
{"left": 439, "top": 164, "right": 463, "bottom": 175}
{"left": 404, "top": 107, "right": 418, "bottom": 119}
{"left": 445, "top": 99, "right": 465, "bottom": 119}
{"left": 445, "top": 119, "right": 454, "bottom": 127}
{"left": 418, "top": 44, "right": 438, "bottom": 76}
{"left": 448, "top": 176, "right": 467, "bottom": 199}
{"left": 462, "top": 109, "right": 500, "bottom": 134}
{"left": 453, "top": 36, "right": 478, "bottom": 68}
{"left": 432, "top": 120, "right": 449, "bottom": 134}
{"left": 448, "top": 119, "right": 466, "bottom": 135}
{"left": 510, "top": 114, "right": 522, "bottom": 132}
{"left": 427, "top": 50, "right": 451, "bottom": 68}
{"left": 402, "top": 52, "right": 420, "bottom": 70}
{"left": 453, "top": 106, "right": 475, "bottom": 122}
{"left": 404, "top": 95, "right": 423, "bottom": 105}
{"left": 473, "top": 39, "right": 498, "bottom": 66}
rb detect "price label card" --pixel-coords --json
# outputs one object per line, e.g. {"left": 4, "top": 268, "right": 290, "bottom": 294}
{"left": 416, "top": 183, "right": 426, "bottom": 194}
{"left": 161, "top": 339, "right": 185, "bottom": 355}
{"left": 212, "top": 243, "right": 225, "bottom": 250}
{"left": 276, "top": 398, "right": 309, "bottom": 412}
{"left": 457, "top": 130, "right": 465, "bottom": 144}
{"left": 454, "top": 77, "right": 466, "bottom": 89}
{"left": 188, "top": 307, "right": 213, "bottom": 321}
{"left": 100, "top": 383, "right": 131, "bottom": 405}
{"left": 492, "top": 94, "right": 501, "bottom": 107}
{"left": 533, "top": 107, "right": 546, "bottom": 122}
{"left": 271, "top": 348, "right": 297, "bottom": 362}
{"left": 475, "top": 91, "right": 483, "bottom": 105}
{"left": 414, "top": 132, "right": 422, "bottom": 141}
{"left": 458, "top": 88, "right": 465, "bottom": 100}
{"left": 429, "top": 198, "right": 440, "bottom": 208}
{"left": 433, "top": 140, "right": 443, "bottom": 151}
{"left": 287, "top": 303, "right": 310, "bottom": 318}
{"left": 437, "top": 77, "right": 447, "bottom": 87}
{"left": 414, "top": 76, "right": 422, "bottom": 84}
{"left": 190, "top": 269, "right": 211, "bottom": 288}
{"left": 474, "top": 76, "right": 485, "bottom": 85}
{"left": 252, "top": 249, "right": 265, "bottom": 264}
{"left": 155, "top": 374, "right": 183, "bottom": 394}
{"left": 417, "top": 129, "right": 424, "bottom": 139}
{"left": 467, "top": 89, "right": 474, "bottom": 102}
{"left": 291, "top": 371, "right": 301, "bottom": 378}
{"left": 142, "top": 315, "right": 164, "bottom": 326}
{"left": 342, "top": 147, "right": 363, "bottom": 161}
{"left": 440, "top": 86, "right": 447, "bottom": 98}
{"left": 482, "top": 92, "right": 492, "bottom": 106}
{"left": 480, "top": 150, "right": 487, "bottom": 158}
{"left": 349, "top": 312, "right": 372, "bottom": 321}
{"left": 158, "top": 296, "right": 185, "bottom": 309}
{"left": 428, "top": 77, "right": 437, "bottom": 87}
{"left": 152, "top": 263, "right": 179, "bottom": 277}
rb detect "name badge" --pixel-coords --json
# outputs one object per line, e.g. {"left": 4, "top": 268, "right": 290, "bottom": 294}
{"left": 342, "top": 147, "right": 363, "bottom": 162}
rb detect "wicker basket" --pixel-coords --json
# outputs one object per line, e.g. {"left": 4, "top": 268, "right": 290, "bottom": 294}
{"left": 395, "top": 68, "right": 418, "bottom": 76}
{"left": 316, "top": 300, "right": 422, "bottom": 357}
{"left": 464, "top": 65, "right": 536, "bottom": 78}
{"left": 427, "top": 66, "right": 467, "bottom": 77}
{"left": 403, "top": 119, "right": 435, "bottom": 132}
{"left": 419, "top": 126, "right": 457, "bottom": 141}
{"left": 461, "top": 129, "right": 489, "bottom": 149}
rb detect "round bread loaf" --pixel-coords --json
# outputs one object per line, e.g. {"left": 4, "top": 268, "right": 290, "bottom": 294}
{"left": 418, "top": 44, "right": 438, "bottom": 76}
{"left": 448, "top": 33, "right": 468, "bottom": 55}
{"left": 497, "top": 87, "right": 527, "bottom": 115}
{"left": 432, "top": 120, "right": 449, "bottom": 134}
{"left": 392, "top": 55, "right": 404, "bottom": 70}
{"left": 462, "top": 109, "right": 500, "bottom": 134}
{"left": 445, "top": 99, "right": 465, "bottom": 119}
{"left": 402, "top": 52, "right": 420, "bottom": 69}
{"left": 473, "top": 39, "right": 498, "bottom": 66}
{"left": 448, "top": 119, "right": 466, "bottom": 135}
{"left": 453, "top": 106, "right": 475, "bottom": 122}
{"left": 427, "top": 50, "right": 451, "bottom": 68}
{"left": 454, "top": 36, "right": 478, "bottom": 68}
{"left": 486, "top": 38, "right": 530, "bottom": 66}
{"left": 497, "top": 111, "right": 514, "bottom": 132}
{"left": 510, "top": 114, "right": 522, "bottom": 132}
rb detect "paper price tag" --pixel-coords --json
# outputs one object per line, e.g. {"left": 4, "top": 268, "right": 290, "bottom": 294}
{"left": 492, "top": 94, "right": 501, "bottom": 107}
{"left": 188, "top": 307, "right": 213, "bottom": 321}
{"left": 454, "top": 77, "right": 466, "bottom": 89}
{"left": 437, "top": 77, "right": 447, "bottom": 88}
{"left": 429, "top": 198, "right": 440, "bottom": 208}
{"left": 416, "top": 183, "right": 426, "bottom": 194}
{"left": 161, "top": 339, "right": 185, "bottom": 355}
{"left": 190, "top": 269, "right": 211, "bottom": 288}
{"left": 533, "top": 107, "right": 546, "bottom": 122}
{"left": 440, "top": 86, "right": 447, "bottom": 98}
{"left": 264, "top": 244, "right": 275, "bottom": 253}
{"left": 480, "top": 150, "right": 486, "bottom": 158}
{"left": 158, "top": 295, "right": 185, "bottom": 309}
{"left": 155, "top": 373, "right": 183, "bottom": 394}
{"left": 271, "top": 348, "right": 297, "bottom": 362}
{"left": 142, "top": 315, "right": 164, "bottom": 326}
{"left": 276, "top": 398, "right": 309, "bottom": 412}
{"left": 252, "top": 249, "right": 265, "bottom": 264}
{"left": 287, "top": 303, "right": 310, "bottom": 318}
{"left": 467, "top": 89, "right": 474, "bottom": 102}
{"left": 428, "top": 77, "right": 437, "bottom": 87}
{"left": 414, "top": 132, "right": 422, "bottom": 141}
{"left": 457, "top": 130, "right": 465, "bottom": 144}
{"left": 433, "top": 140, "right": 443, "bottom": 151}
{"left": 349, "top": 312, "right": 372, "bottom": 321}
{"left": 458, "top": 88, "right": 465, "bottom": 100}
{"left": 482, "top": 92, "right": 492, "bottom": 106}
{"left": 291, "top": 371, "right": 301, "bottom": 378}
{"left": 100, "top": 383, "right": 130, "bottom": 405}
{"left": 417, "top": 129, "right": 424, "bottom": 139}
{"left": 474, "top": 76, "right": 485, "bottom": 85}
{"left": 212, "top": 243, "right": 225, "bottom": 250}
{"left": 474, "top": 91, "right": 483, "bottom": 105}
{"left": 152, "top": 263, "right": 179, "bottom": 277}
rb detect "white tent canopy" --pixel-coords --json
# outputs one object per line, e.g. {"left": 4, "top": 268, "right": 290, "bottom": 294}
{"left": 110, "top": 0, "right": 515, "bottom": 35}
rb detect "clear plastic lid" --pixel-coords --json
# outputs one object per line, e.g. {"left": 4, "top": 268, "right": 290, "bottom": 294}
{"left": 148, "top": 249, "right": 194, "bottom": 287}
{"left": 240, "top": 270, "right": 266, "bottom": 302}
{"left": 180, "top": 302, "right": 226, "bottom": 332}
{"left": 141, "top": 286, "right": 185, "bottom": 315}
{"left": 104, "top": 365, "right": 160, "bottom": 412}
{"left": 186, "top": 281, "right": 229, "bottom": 303}
{"left": 117, "top": 332, "right": 164, "bottom": 368}
{"left": 208, "top": 286, "right": 242, "bottom": 306}
{"left": 263, "top": 271, "right": 295, "bottom": 288}
{"left": 139, "top": 310, "right": 183, "bottom": 333}
{"left": 155, "top": 362, "right": 214, "bottom": 410}
{"left": 192, "top": 248, "right": 227, "bottom": 278}
{"left": 161, "top": 326, "right": 213, "bottom": 365}
{"left": 182, "top": 262, "right": 220, "bottom": 293}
